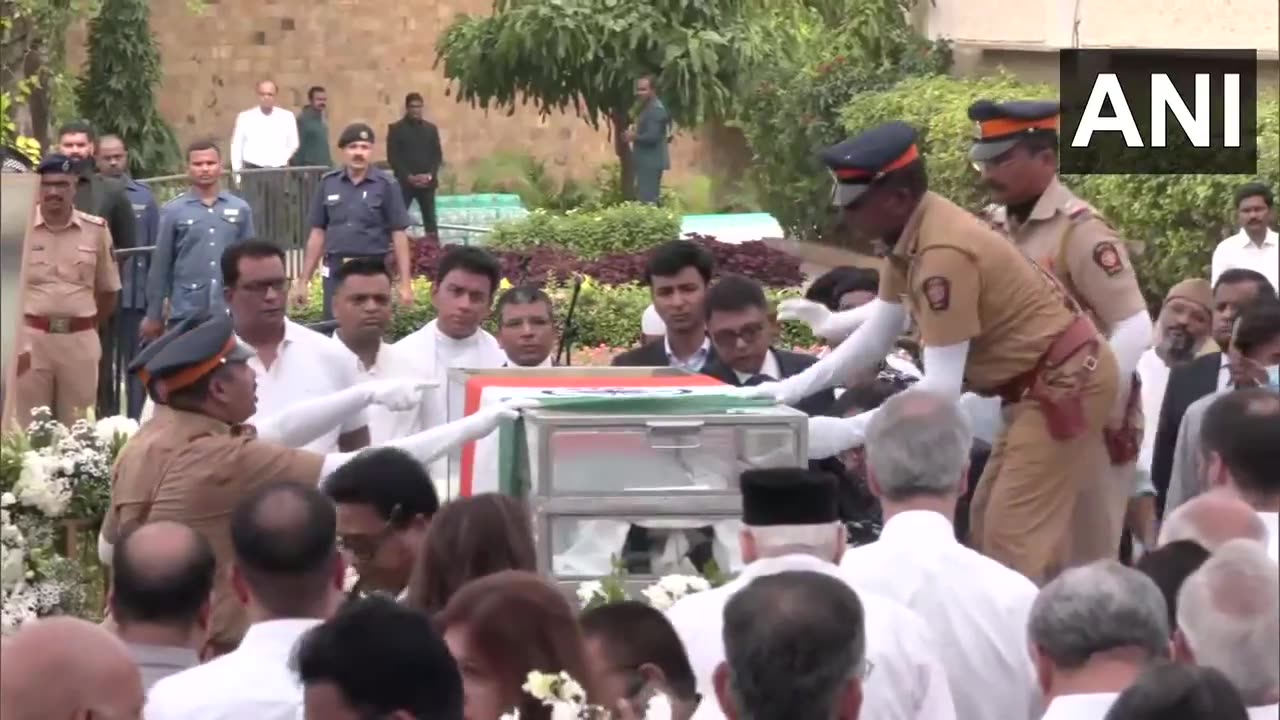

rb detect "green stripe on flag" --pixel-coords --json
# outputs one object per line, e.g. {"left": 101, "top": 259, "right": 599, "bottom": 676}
{"left": 526, "top": 394, "right": 776, "bottom": 414}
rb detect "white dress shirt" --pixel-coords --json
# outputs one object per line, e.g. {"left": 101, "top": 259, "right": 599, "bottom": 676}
{"left": 665, "top": 335, "right": 712, "bottom": 372}
{"left": 840, "top": 510, "right": 1042, "bottom": 720}
{"left": 1248, "top": 703, "right": 1280, "bottom": 720}
{"left": 1039, "top": 692, "right": 1120, "bottom": 720}
{"left": 246, "top": 320, "right": 368, "bottom": 453}
{"left": 330, "top": 336, "right": 424, "bottom": 443}
{"left": 392, "top": 320, "right": 507, "bottom": 496}
{"left": 1211, "top": 228, "right": 1279, "bottom": 292}
{"left": 230, "top": 106, "right": 299, "bottom": 170}
{"left": 667, "top": 553, "right": 957, "bottom": 720}
{"left": 1258, "top": 512, "right": 1279, "bottom": 561}
{"left": 732, "top": 349, "right": 782, "bottom": 383}
{"left": 145, "top": 618, "right": 321, "bottom": 720}
{"left": 1136, "top": 348, "right": 1171, "bottom": 479}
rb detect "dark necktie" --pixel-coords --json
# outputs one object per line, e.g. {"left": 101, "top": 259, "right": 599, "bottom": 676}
{"left": 743, "top": 374, "right": 775, "bottom": 386}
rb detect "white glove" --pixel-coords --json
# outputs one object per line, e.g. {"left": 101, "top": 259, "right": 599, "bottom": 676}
{"left": 806, "top": 415, "right": 869, "bottom": 459}
{"left": 777, "top": 298, "right": 871, "bottom": 342}
{"left": 459, "top": 397, "right": 541, "bottom": 435}
{"left": 723, "top": 382, "right": 784, "bottom": 402}
{"left": 362, "top": 379, "right": 437, "bottom": 411}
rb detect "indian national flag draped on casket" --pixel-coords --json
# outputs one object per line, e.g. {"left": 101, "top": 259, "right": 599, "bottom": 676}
{"left": 456, "top": 371, "right": 774, "bottom": 497}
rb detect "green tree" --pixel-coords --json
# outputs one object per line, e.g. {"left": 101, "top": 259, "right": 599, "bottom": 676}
{"left": 2, "top": 0, "right": 100, "bottom": 152}
{"left": 435, "top": 0, "right": 762, "bottom": 199}
{"left": 74, "top": 0, "right": 179, "bottom": 176}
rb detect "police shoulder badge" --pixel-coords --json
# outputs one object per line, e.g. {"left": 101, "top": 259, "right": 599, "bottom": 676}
{"left": 922, "top": 276, "right": 951, "bottom": 311}
{"left": 1092, "top": 241, "right": 1124, "bottom": 277}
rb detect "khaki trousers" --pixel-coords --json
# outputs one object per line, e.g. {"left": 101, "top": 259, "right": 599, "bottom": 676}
{"left": 969, "top": 344, "right": 1120, "bottom": 585}
{"left": 15, "top": 328, "right": 101, "bottom": 427}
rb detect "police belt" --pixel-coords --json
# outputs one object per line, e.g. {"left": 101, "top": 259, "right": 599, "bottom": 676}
{"left": 24, "top": 314, "right": 98, "bottom": 334}
{"left": 993, "top": 315, "right": 1100, "bottom": 406}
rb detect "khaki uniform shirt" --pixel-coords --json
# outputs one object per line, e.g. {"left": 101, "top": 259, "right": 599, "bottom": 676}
{"left": 879, "top": 192, "right": 1078, "bottom": 393}
{"left": 1003, "top": 178, "right": 1147, "bottom": 334}
{"left": 24, "top": 208, "right": 121, "bottom": 317}
{"left": 106, "top": 405, "right": 324, "bottom": 647}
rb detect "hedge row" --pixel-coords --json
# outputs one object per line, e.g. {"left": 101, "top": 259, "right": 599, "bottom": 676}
{"left": 410, "top": 235, "right": 805, "bottom": 289}
{"left": 486, "top": 202, "right": 683, "bottom": 258}
{"left": 292, "top": 276, "right": 817, "bottom": 350}
{"left": 838, "top": 74, "right": 1280, "bottom": 302}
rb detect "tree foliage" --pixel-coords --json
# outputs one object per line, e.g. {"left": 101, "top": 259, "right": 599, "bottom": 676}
{"left": 436, "top": 0, "right": 761, "bottom": 196}
{"left": 733, "top": 0, "right": 949, "bottom": 244}
{"left": 75, "top": 0, "right": 179, "bottom": 176}
{"left": 1, "top": 0, "right": 99, "bottom": 151}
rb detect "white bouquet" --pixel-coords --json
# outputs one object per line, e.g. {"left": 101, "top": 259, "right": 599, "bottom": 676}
{"left": 500, "top": 671, "right": 673, "bottom": 720}
{"left": 640, "top": 574, "right": 711, "bottom": 611}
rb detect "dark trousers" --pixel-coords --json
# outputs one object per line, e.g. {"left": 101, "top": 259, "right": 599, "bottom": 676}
{"left": 400, "top": 183, "right": 437, "bottom": 234}
{"left": 241, "top": 163, "right": 288, "bottom": 242}
{"left": 322, "top": 253, "right": 392, "bottom": 320}
{"left": 118, "top": 308, "right": 147, "bottom": 419}
{"left": 635, "top": 167, "right": 663, "bottom": 205}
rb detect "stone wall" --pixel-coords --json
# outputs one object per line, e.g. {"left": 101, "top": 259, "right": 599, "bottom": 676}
{"left": 67, "top": 0, "right": 746, "bottom": 184}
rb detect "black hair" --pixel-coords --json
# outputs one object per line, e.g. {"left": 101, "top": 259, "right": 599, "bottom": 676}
{"left": 579, "top": 601, "right": 699, "bottom": 701}
{"left": 1133, "top": 540, "right": 1210, "bottom": 635}
{"left": 804, "top": 267, "right": 863, "bottom": 310}
{"left": 57, "top": 120, "right": 95, "bottom": 142}
{"left": 405, "top": 92, "right": 424, "bottom": 106}
{"left": 704, "top": 274, "right": 767, "bottom": 320}
{"left": 110, "top": 521, "right": 216, "bottom": 628}
{"left": 433, "top": 245, "right": 501, "bottom": 296}
{"left": 332, "top": 256, "right": 391, "bottom": 289}
{"left": 1213, "top": 268, "right": 1276, "bottom": 298}
{"left": 97, "top": 133, "right": 126, "bottom": 150}
{"left": 1233, "top": 181, "right": 1274, "bottom": 210}
{"left": 643, "top": 240, "right": 714, "bottom": 286}
{"left": 495, "top": 284, "right": 553, "bottom": 322}
{"left": 230, "top": 482, "right": 338, "bottom": 617}
{"left": 323, "top": 447, "right": 440, "bottom": 528}
{"left": 293, "top": 595, "right": 463, "bottom": 720}
{"left": 185, "top": 138, "right": 221, "bottom": 161}
{"left": 307, "top": 86, "right": 325, "bottom": 101}
{"left": 1103, "top": 662, "right": 1249, "bottom": 720}
{"left": 832, "top": 268, "right": 880, "bottom": 303}
{"left": 1200, "top": 388, "right": 1280, "bottom": 497}
{"left": 221, "top": 239, "right": 286, "bottom": 288}
{"left": 1232, "top": 296, "right": 1280, "bottom": 357}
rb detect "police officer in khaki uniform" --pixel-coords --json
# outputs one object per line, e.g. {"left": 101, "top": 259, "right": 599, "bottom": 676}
{"left": 739, "top": 122, "right": 1119, "bottom": 584}
{"left": 968, "top": 100, "right": 1154, "bottom": 565}
{"left": 102, "top": 314, "right": 529, "bottom": 654}
{"left": 15, "top": 154, "right": 121, "bottom": 427}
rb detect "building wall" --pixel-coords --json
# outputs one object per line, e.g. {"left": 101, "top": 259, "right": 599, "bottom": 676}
{"left": 67, "top": 0, "right": 736, "bottom": 183}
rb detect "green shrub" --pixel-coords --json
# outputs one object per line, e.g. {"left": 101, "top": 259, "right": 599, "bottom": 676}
{"left": 840, "top": 75, "right": 1280, "bottom": 303}
{"left": 486, "top": 203, "right": 682, "bottom": 258}
{"left": 292, "top": 276, "right": 815, "bottom": 349}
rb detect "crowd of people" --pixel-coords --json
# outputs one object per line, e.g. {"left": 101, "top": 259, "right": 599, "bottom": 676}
{"left": 2, "top": 79, "right": 1279, "bottom": 720}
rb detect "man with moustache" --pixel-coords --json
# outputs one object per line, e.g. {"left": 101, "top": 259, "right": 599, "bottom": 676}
{"left": 57, "top": 121, "right": 136, "bottom": 257}
{"left": 968, "top": 99, "right": 1152, "bottom": 567}
{"left": 294, "top": 123, "right": 414, "bottom": 320}
{"left": 292, "top": 86, "right": 332, "bottom": 168}
{"left": 495, "top": 285, "right": 558, "bottom": 368}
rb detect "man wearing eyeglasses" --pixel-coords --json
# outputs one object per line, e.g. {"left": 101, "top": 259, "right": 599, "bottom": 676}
{"left": 968, "top": 99, "right": 1154, "bottom": 569}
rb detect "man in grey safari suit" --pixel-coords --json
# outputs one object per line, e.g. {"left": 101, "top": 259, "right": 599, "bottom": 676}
{"left": 627, "top": 75, "right": 670, "bottom": 204}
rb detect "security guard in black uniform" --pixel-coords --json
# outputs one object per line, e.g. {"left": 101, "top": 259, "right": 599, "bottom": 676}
{"left": 293, "top": 122, "right": 413, "bottom": 320}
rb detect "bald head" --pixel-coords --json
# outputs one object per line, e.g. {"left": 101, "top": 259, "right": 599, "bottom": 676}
{"left": 1158, "top": 490, "right": 1267, "bottom": 551}
{"left": 230, "top": 482, "right": 338, "bottom": 618}
{"left": 0, "top": 617, "right": 144, "bottom": 720}
{"left": 111, "top": 520, "right": 215, "bottom": 630}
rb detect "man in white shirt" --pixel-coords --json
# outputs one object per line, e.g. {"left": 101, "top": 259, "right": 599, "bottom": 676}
{"left": 330, "top": 257, "right": 424, "bottom": 443}
{"left": 667, "top": 467, "right": 956, "bottom": 720}
{"left": 1192, "top": 387, "right": 1280, "bottom": 560}
{"left": 495, "top": 285, "right": 557, "bottom": 368}
{"left": 840, "top": 390, "right": 1041, "bottom": 720}
{"left": 230, "top": 79, "right": 298, "bottom": 246}
{"left": 1028, "top": 560, "right": 1171, "bottom": 720}
{"left": 1211, "top": 183, "right": 1278, "bottom": 292}
{"left": 224, "top": 240, "right": 371, "bottom": 453}
{"left": 1158, "top": 491, "right": 1268, "bottom": 552}
{"left": 1174, "top": 539, "right": 1280, "bottom": 720}
{"left": 394, "top": 246, "right": 508, "bottom": 493}
{"left": 146, "top": 482, "right": 344, "bottom": 720}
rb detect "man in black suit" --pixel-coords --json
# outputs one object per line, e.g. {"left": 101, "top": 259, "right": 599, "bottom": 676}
{"left": 386, "top": 93, "right": 443, "bottom": 239}
{"left": 1151, "top": 268, "right": 1276, "bottom": 515}
{"left": 701, "top": 274, "right": 835, "bottom": 416}
{"left": 612, "top": 241, "right": 717, "bottom": 371}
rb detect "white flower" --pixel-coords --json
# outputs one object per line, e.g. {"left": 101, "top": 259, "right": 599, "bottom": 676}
{"left": 643, "top": 575, "right": 711, "bottom": 611}
{"left": 576, "top": 580, "right": 604, "bottom": 607}
{"left": 342, "top": 565, "right": 360, "bottom": 593}
{"left": 549, "top": 702, "right": 577, "bottom": 720}
{"left": 0, "top": 545, "right": 26, "bottom": 590}
{"left": 0, "top": 493, "right": 15, "bottom": 508}
{"left": 95, "top": 416, "right": 139, "bottom": 446}
{"left": 641, "top": 584, "right": 675, "bottom": 611}
{"left": 499, "top": 712, "right": 522, "bottom": 720}
{"left": 644, "top": 693, "right": 674, "bottom": 720}
{"left": 557, "top": 672, "right": 585, "bottom": 703}
{"left": 14, "top": 453, "right": 71, "bottom": 517}
{"left": 523, "top": 671, "right": 557, "bottom": 701}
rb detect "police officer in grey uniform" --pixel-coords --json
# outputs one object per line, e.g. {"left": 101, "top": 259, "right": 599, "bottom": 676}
{"left": 144, "top": 140, "right": 256, "bottom": 335}
{"left": 294, "top": 123, "right": 413, "bottom": 320}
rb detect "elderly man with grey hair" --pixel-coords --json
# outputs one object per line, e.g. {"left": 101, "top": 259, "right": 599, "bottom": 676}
{"left": 1174, "top": 538, "right": 1280, "bottom": 719}
{"left": 1157, "top": 490, "right": 1268, "bottom": 551}
{"left": 840, "top": 389, "right": 1041, "bottom": 720}
{"left": 1028, "top": 560, "right": 1171, "bottom": 719}
{"left": 667, "top": 467, "right": 956, "bottom": 720}
{"left": 713, "top": 571, "right": 868, "bottom": 720}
